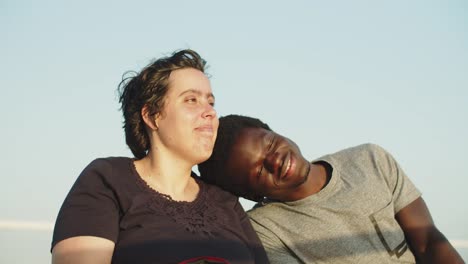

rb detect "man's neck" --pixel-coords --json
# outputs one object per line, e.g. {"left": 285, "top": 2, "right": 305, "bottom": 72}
{"left": 284, "top": 162, "right": 331, "bottom": 201}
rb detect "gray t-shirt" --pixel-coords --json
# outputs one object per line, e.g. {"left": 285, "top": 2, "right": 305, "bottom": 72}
{"left": 248, "top": 143, "right": 421, "bottom": 263}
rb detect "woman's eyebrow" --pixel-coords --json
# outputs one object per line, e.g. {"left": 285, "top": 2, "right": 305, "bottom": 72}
{"left": 178, "top": 89, "right": 215, "bottom": 100}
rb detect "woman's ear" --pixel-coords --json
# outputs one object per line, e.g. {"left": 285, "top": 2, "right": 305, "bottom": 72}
{"left": 141, "top": 104, "right": 159, "bottom": 131}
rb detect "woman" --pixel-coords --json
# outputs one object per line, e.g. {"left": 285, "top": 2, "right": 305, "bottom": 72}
{"left": 51, "top": 49, "right": 268, "bottom": 264}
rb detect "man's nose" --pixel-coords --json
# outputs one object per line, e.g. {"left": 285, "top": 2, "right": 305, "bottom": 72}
{"left": 264, "top": 152, "right": 280, "bottom": 174}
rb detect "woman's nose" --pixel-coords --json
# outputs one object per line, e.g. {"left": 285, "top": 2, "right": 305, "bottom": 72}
{"left": 202, "top": 103, "right": 216, "bottom": 118}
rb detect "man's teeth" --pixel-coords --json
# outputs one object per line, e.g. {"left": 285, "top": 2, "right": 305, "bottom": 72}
{"left": 283, "top": 157, "right": 291, "bottom": 177}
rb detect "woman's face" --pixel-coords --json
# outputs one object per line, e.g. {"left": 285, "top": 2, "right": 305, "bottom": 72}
{"left": 155, "top": 68, "right": 218, "bottom": 165}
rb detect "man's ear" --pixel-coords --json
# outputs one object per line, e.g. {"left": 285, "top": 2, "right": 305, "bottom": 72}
{"left": 141, "top": 104, "right": 159, "bottom": 131}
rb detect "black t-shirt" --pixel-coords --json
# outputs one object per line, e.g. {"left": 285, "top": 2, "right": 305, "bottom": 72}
{"left": 52, "top": 157, "right": 268, "bottom": 264}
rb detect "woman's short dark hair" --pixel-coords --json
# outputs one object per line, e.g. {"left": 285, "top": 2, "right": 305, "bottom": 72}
{"left": 198, "top": 114, "right": 271, "bottom": 200}
{"left": 118, "top": 49, "right": 206, "bottom": 159}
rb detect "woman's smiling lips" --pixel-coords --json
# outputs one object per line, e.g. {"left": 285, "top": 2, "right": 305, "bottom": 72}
{"left": 195, "top": 124, "right": 214, "bottom": 135}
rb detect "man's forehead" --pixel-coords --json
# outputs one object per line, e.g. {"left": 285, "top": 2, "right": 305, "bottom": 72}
{"left": 238, "top": 127, "right": 269, "bottom": 140}
{"left": 228, "top": 128, "right": 271, "bottom": 163}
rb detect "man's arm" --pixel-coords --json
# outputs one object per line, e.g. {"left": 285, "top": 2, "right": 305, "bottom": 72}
{"left": 396, "top": 197, "right": 464, "bottom": 263}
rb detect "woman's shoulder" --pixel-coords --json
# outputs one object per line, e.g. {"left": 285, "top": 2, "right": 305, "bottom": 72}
{"left": 196, "top": 177, "right": 238, "bottom": 203}
{"left": 76, "top": 156, "right": 134, "bottom": 184}
{"left": 87, "top": 156, "right": 132, "bottom": 167}
{"left": 82, "top": 156, "right": 132, "bottom": 173}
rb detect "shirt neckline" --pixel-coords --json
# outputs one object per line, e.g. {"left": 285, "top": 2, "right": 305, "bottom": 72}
{"left": 128, "top": 158, "right": 206, "bottom": 206}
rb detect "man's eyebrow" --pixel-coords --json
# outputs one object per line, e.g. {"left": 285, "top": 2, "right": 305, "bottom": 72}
{"left": 178, "top": 89, "right": 215, "bottom": 99}
{"left": 256, "top": 133, "right": 275, "bottom": 178}
{"left": 266, "top": 134, "right": 275, "bottom": 151}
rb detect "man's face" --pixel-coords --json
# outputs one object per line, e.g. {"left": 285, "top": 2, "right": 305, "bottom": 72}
{"left": 223, "top": 127, "right": 311, "bottom": 201}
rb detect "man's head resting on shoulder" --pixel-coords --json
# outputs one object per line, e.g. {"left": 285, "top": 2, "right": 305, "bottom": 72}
{"left": 198, "top": 114, "right": 313, "bottom": 203}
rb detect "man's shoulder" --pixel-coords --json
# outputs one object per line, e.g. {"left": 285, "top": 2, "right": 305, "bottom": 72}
{"left": 321, "top": 143, "right": 390, "bottom": 163}
{"left": 334, "top": 143, "right": 386, "bottom": 156}
{"left": 247, "top": 200, "right": 286, "bottom": 218}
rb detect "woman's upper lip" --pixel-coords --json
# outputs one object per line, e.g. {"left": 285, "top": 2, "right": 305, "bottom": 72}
{"left": 196, "top": 124, "right": 213, "bottom": 130}
{"left": 195, "top": 124, "right": 214, "bottom": 134}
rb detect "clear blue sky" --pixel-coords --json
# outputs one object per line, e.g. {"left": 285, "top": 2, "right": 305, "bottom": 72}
{"left": 2, "top": 0, "right": 467, "bottom": 262}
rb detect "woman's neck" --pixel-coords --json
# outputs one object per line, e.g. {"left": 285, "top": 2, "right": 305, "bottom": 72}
{"left": 134, "top": 153, "right": 199, "bottom": 201}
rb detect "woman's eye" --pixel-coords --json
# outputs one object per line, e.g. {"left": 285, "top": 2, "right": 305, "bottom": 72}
{"left": 186, "top": 97, "right": 197, "bottom": 103}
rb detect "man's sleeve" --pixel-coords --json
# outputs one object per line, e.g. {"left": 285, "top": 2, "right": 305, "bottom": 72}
{"left": 371, "top": 144, "right": 421, "bottom": 213}
{"left": 249, "top": 217, "right": 302, "bottom": 264}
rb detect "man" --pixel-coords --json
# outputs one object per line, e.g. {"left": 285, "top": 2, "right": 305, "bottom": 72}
{"left": 198, "top": 114, "right": 464, "bottom": 263}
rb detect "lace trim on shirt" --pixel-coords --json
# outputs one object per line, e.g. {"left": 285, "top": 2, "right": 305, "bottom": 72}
{"left": 129, "top": 160, "right": 226, "bottom": 236}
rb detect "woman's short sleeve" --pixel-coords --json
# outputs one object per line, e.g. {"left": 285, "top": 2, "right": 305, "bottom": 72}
{"left": 51, "top": 158, "right": 120, "bottom": 251}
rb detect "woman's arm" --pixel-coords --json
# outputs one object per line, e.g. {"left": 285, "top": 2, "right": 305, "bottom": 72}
{"left": 51, "top": 159, "right": 121, "bottom": 263}
{"left": 52, "top": 236, "right": 115, "bottom": 264}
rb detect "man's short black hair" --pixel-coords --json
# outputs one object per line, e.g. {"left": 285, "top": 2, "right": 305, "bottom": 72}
{"left": 198, "top": 114, "right": 271, "bottom": 197}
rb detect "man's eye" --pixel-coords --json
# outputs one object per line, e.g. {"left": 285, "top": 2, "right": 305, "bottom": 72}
{"left": 257, "top": 135, "right": 275, "bottom": 177}
{"left": 267, "top": 135, "right": 276, "bottom": 152}
{"left": 257, "top": 166, "right": 263, "bottom": 178}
